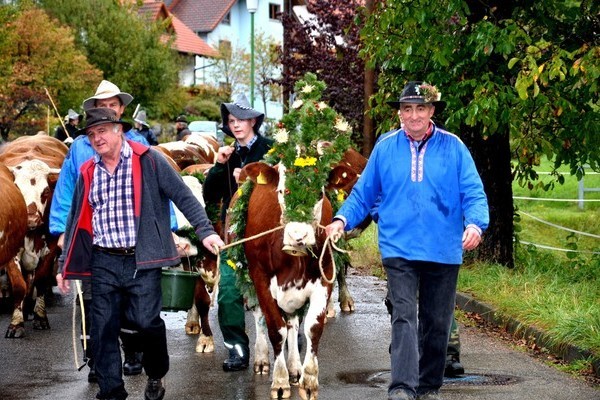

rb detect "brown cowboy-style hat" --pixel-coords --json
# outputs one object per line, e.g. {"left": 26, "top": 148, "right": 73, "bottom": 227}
{"left": 220, "top": 94, "right": 264, "bottom": 138}
{"left": 387, "top": 81, "right": 446, "bottom": 114}
{"left": 76, "top": 107, "right": 132, "bottom": 136}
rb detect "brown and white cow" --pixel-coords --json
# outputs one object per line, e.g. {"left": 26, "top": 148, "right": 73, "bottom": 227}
{"left": 158, "top": 133, "right": 218, "bottom": 170}
{"left": 226, "top": 160, "right": 357, "bottom": 400}
{"left": 0, "top": 135, "right": 65, "bottom": 337}
{"left": 0, "top": 164, "right": 28, "bottom": 336}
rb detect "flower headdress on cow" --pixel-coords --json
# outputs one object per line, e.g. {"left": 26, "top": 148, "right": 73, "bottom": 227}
{"left": 263, "top": 72, "right": 352, "bottom": 224}
{"left": 226, "top": 73, "right": 353, "bottom": 304}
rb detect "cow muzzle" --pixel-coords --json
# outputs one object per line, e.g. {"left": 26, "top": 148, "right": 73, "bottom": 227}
{"left": 282, "top": 222, "right": 316, "bottom": 256}
{"left": 26, "top": 203, "right": 43, "bottom": 229}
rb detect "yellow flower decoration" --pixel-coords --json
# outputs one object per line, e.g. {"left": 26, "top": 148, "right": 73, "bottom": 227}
{"left": 237, "top": 188, "right": 243, "bottom": 197}
{"left": 336, "top": 189, "right": 346, "bottom": 203}
{"left": 301, "top": 84, "right": 315, "bottom": 93}
{"left": 226, "top": 259, "right": 237, "bottom": 271}
{"left": 267, "top": 147, "right": 276, "bottom": 155}
{"left": 294, "top": 156, "right": 317, "bottom": 167}
{"left": 292, "top": 99, "right": 304, "bottom": 109}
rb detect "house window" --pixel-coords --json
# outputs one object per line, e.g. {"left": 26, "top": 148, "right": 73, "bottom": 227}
{"left": 269, "top": 3, "right": 281, "bottom": 20}
{"left": 222, "top": 11, "right": 231, "bottom": 25}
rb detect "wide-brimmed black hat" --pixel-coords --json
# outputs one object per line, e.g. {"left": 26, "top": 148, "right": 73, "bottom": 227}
{"left": 220, "top": 94, "right": 264, "bottom": 138}
{"left": 76, "top": 107, "right": 132, "bottom": 136}
{"left": 387, "top": 81, "right": 446, "bottom": 114}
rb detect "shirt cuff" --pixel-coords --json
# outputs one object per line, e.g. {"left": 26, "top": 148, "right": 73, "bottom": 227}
{"left": 333, "top": 215, "right": 347, "bottom": 228}
{"left": 465, "top": 224, "right": 482, "bottom": 236}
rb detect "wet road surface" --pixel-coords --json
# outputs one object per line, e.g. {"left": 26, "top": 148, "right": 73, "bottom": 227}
{"left": 0, "top": 274, "right": 598, "bottom": 399}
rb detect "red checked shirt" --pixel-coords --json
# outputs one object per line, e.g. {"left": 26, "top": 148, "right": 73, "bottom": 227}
{"left": 89, "top": 141, "right": 137, "bottom": 248}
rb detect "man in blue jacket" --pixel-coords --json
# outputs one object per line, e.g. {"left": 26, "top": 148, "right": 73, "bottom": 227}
{"left": 56, "top": 107, "right": 224, "bottom": 400}
{"left": 326, "top": 81, "right": 489, "bottom": 400}
{"left": 49, "top": 80, "right": 150, "bottom": 382}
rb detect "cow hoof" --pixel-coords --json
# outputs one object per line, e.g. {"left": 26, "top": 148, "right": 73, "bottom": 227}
{"left": 195, "top": 335, "right": 214, "bottom": 353}
{"left": 271, "top": 387, "right": 291, "bottom": 399}
{"left": 299, "top": 387, "right": 318, "bottom": 400}
{"left": 5, "top": 324, "right": 25, "bottom": 338}
{"left": 33, "top": 316, "right": 50, "bottom": 330}
{"left": 289, "top": 371, "right": 301, "bottom": 386}
{"left": 254, "top": 361, "right": 270, "bottom": 375}
{"left": 340, "top": 299, "right": 355, "bottom": 313}
{"left": 185, "top": 323, "right": 200, "bottom": 335}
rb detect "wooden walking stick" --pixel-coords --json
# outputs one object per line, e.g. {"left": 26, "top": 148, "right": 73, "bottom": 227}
{"left": 44, "top": 87, "right": 70, "bottom": 139}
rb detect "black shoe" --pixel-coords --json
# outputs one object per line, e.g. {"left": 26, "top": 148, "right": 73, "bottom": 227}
{"left": 88, "top": 365, "right": 97, "bottom": 383}
{"left": 444, "top": 358, "right": 464, "bottom": 377}
{"left": 123, "top": 352, "right": 143, "bottom": 376}
{"left": 222, "top": 350, "right": 249, "bottom": 372}
{"left": 144, "top": 378, "right": 165, "bottom": 400}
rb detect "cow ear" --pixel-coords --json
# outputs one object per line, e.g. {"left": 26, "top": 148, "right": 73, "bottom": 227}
{"left": 327, "top": 165, "right": 358, "bottom": 190}
{"left": 242, "top": 162, "right": 278, "bottom": 185}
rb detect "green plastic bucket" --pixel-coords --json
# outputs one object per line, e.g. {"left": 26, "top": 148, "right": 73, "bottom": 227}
{"left": 161, "top": 269, "right": 199, "bottom": 312}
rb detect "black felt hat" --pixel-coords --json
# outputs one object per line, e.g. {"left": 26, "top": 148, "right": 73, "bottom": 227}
{"left": 76, "top": 107, "right": 132, "bottom": 136}
{"left": 387, "top": 81, "right": 446, "bottom": 114}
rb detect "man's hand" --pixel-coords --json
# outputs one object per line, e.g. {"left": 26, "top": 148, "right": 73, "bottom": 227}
{"left": 462, "top": 226, "right": 482, "bottom": 251}
{"left": 55, "top": 273, "right": 70, "bottom": 295}
{"left": 57, "top": 233, "right": 65, "bottom": 250}
{"left": 325, "top": 219, "right": 345, "bottom": 242}
{"left": 215, "top": 145, "right": 235, "bottom": 164}
{"left": 202, "top": 233, "right": 225, "bottom": 255}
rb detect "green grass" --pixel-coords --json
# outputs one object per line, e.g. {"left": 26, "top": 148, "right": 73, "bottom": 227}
{"left": 348, "top": 157, "right": 600, "bottom": 375}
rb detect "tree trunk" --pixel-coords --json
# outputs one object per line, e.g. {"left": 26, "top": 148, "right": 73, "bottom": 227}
{"left": 461, "top": 125, "right": 515, "bottom": 268}
{"left": 362, "top": 0, "right": 376, "bottom": 157}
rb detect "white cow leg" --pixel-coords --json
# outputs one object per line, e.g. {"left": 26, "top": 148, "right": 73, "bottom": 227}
{"left": 271, "top": 348, "right": 291, "bottom": 399}
{"left": 286, "top": 316, "right": 302, "bottom": 385}
{"left": 253, "top": 308, "right": 270, "bottom": 374}
{"left": 185, "top": 304, "right": 200, "bottom": 335}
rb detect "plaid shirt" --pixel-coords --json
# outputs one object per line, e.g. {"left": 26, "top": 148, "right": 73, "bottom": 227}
{"left": 89, "top": 141, "right": 136, "bottom": 248}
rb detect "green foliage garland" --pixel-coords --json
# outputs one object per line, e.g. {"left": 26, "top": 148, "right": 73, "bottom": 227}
{"left": 264, "top": 72, "right": 353, "bottom": 224}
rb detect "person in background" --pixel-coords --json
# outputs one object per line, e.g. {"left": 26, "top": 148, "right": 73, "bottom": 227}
{"left": 203, "top": 94, "right": 273, "bottom": 372}
{"left": 56, "top": 107, "right": 224, "bottom": 400}
{"left": 134, "top": 110, "right": 158, "bottom": 145}
{"left": 54, "top": 109, "right": 83, "bottom": 143}
{"left": 325, "top": 81, "right": 489, "bottom": 400}
{"left": 175, "top": 115, "right": 191, "bottom": 141}
{"left": 49, "top": 80, "right": 150, "bottom": 383}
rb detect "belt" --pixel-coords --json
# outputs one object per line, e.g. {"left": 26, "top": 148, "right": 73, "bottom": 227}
{"left": 93, "top": 246, "right": 135, "bottom": 256}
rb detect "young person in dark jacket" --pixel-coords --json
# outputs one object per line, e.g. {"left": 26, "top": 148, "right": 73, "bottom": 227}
{"left": 56, "top": 107, "right": 224, "bottom": 400}
{"left": 203, "top": 94, "right": 273, "bottom": 372}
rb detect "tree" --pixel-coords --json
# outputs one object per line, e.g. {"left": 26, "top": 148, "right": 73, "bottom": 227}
{"left": 253, "top": 30, "right": 282, "bottom": 121}
{"left": 209, "top": 40, "right": 249, "bottom": 99}
{"left": 281, "top": 0, "right": 366, "bottom": 151}
{"left": 37, "top": 0, "right": 185, "bottom": 119}
{"left": 360, "top": 0, "right": 599, "bottom": 266}
{"left": 0, "top": 4, "right": 102, "bottom": 138}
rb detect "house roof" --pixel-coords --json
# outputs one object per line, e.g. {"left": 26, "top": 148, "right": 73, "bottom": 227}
{"left": 168, "top": 0, "right": 236, "bottom": 34}
{"left": 137, "top": 1, "right": 218, "bottom": 57}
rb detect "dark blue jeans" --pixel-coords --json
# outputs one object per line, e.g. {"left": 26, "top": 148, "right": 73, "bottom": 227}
{"left": 384, "top": 257, "right": 459, "bottom": 398}
{"left": 91, "top": 250, "right": 169, "bottom": 399}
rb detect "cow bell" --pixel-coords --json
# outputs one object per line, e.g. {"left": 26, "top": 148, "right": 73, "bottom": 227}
{"left": 282, "top": 245, "right": 308, "bottom": 257}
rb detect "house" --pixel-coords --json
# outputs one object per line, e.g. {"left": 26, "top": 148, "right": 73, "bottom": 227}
{"left": 137, "top": 1, "right": 219, "bottom": 86}
{"left": 166, "top": 0, "right": 285, "bottom": 120}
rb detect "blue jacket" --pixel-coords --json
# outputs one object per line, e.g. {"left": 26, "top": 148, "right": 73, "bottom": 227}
{"left": 337, "top": 124, "right": 489, "bottom": 264}
{"left": 58, "top": 141, "right": 216, "bottom": 279}
{"left": 49, "top": 130, "right": 179, "bottom": 235}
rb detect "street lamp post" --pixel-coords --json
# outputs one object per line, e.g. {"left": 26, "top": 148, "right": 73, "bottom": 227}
{"left": 246, "top": 0, "right": 259, "bottom": 107}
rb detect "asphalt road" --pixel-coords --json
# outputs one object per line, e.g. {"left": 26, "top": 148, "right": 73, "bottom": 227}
{"left": 0, "top": 274, "right": 598, "bottom": 400}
